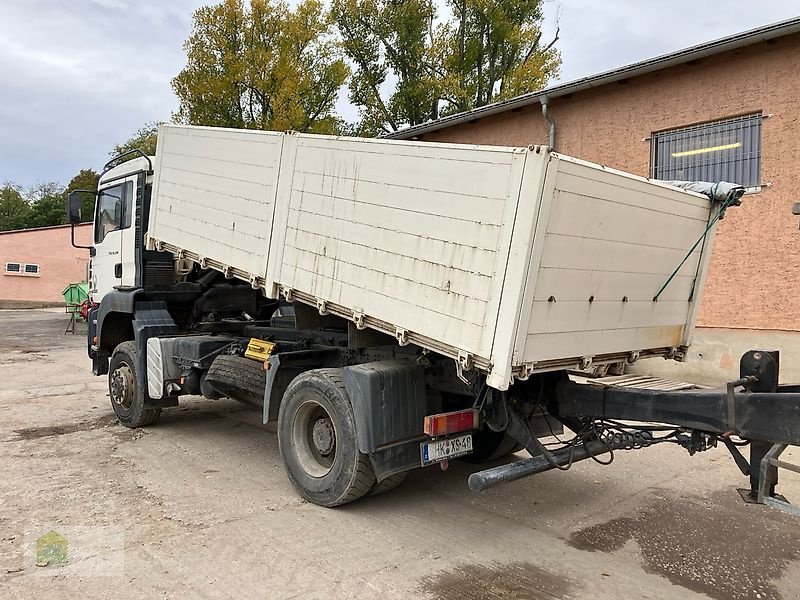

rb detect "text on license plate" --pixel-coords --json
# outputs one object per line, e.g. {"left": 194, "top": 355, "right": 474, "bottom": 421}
{"left": 420, "top": 434, "right": 473, "bottom": 465}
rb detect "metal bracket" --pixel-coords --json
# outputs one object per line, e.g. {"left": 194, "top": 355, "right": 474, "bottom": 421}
{"left": 198, "top": 256, "right": 208, "bottom": 269}
{"left": 317, "top": 300, "right": 329, "bottom": 315}
{"left": 395, "top": 328, "right": 409, "bottom": 346}
{"left": 222, "top": 265, "right": 232, "bottom": 279}
{"left": 352, "top": 309, "right": 365, "bottom": 330}
{"left": 579, "top": 356, "right": 593, "bottom": 370}
{"left": 517, "top": 364, "right": 533, "bottom": 381}
{"left": 282, "top": 286, "right": 294, "bottom": 302}
{"left": 249, "top": 275, "right": 259, "bottom": 289}
{"left": 627, "top": 350, "right": 640, "bottom": 364}
{"left": 726, "top": 376, "right": 755, "bottom": 432}
{"left": 455, "top": 351, "right": 473, "bottom": 383}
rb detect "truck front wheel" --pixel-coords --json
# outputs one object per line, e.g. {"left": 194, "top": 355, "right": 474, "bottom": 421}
{"left": 108, "top": 341, "right": 161, "bottom": 428}
{"left": 278, "top": 369, "right": 375, "bottom": 507}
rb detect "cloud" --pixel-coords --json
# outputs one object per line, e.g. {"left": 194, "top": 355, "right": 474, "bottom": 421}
{"left": 0, "top": 0, "right": 797, "bottom": 187}
{"left": 0, "top": 0, "right": 204, "bottom": 187}
{"left": 541, "top": 0, "right": 799, "bottom": 83}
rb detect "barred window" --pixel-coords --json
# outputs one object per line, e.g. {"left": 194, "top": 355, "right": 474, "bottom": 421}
{"left": 5, "top": 262, "right": 21, "bottom": 274}
{"left": 651, "top": 113, "right": 762, "bottom": 189}
{"left": 24, "top": 264, "right": 40, "bottom": 275}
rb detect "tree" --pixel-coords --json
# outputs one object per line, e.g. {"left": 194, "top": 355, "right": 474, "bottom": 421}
{"left": 111, "top": 122, "right": 159, "bottom": 160}
{"left": 172, "top": 0, "right": 349, "bottom": 134}
{"left": 0, "top": 183, "right": 30, "bottom": 232}
{"left": 333, "top": 0, "right": 560, "bottom": 135}
{"left": 66, "top": 168, "right": 100, "bottom": 223}
{"left": 26, "top": 182, "right": 67, "bottom": 229}
{"left": 442, "top": 0, "right": 560, "bottom": 113}
{"left": 332, "top": 0, "right": 440, "bottom": 136}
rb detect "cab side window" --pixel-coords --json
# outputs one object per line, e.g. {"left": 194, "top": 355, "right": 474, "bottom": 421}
{"left": 94, "top": 181, "right": 133, "bottom": 243}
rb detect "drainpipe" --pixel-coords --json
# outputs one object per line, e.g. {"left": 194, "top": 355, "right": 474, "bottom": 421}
{"left": 540, "top": 95, "right": 555, "bottom": 150}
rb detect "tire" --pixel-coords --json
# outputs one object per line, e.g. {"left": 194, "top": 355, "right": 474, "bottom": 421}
{"left": 369, "top": 472, "right": 407, "bottom": 496}
{"left": 204, "top": 355, "right": 266, "bottom": 407}
{"left": 278, "top": 368, "right": 376, "bottom": 507}
{"left": 460, "top": 427, "right": 521, "bottom": 464}
{"left": 108, "top": 341, "right": 161, "bottom": 428}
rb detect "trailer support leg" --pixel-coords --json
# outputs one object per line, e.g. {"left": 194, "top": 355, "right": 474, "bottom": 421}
{"left": 736, "top": 441, "right": 800, "bottom": 515}
{"left": 751, "top": 440, "right": 778, "bottom": 499}
{"left": 755, "top": 443, "right": 800, "bottom": 516}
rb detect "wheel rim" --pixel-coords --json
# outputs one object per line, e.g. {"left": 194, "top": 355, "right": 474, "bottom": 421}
{"left": 110, "top": 362, "right": 134, "bottom": 410}
{"left": 292, "top": 397, "right": 337, "bottom": 478}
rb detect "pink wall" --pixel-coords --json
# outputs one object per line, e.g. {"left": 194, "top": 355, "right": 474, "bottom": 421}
{"left": 0, "top": 224, "right": 93, "bottom": 304}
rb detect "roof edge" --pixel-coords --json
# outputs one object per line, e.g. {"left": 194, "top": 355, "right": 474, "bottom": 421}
{"left": 0, "top": 222, "right": 92, "bottom": 236}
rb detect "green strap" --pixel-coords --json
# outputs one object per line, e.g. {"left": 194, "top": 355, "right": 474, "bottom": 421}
{"left": 653, "top": 183, "right": 733, "bottom": 302}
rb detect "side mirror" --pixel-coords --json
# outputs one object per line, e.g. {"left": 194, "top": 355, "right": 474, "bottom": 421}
{"left": 67, "top": 190, "right": 85, "bottom": 224}
{"left": 66, "top": 190, "right": 94, "bottom": 250}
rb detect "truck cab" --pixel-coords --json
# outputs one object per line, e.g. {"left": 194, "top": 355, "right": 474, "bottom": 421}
{"left": 89, "top": 156, "right": 151, "bottom": 301}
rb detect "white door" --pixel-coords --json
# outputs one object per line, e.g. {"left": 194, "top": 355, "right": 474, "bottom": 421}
{"left": 90, "top": 179, "right": 134, "bottom": 302}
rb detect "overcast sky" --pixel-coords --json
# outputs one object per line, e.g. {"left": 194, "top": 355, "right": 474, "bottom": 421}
{"left": 1, "top": 0, "right": 798, "bottom": 188}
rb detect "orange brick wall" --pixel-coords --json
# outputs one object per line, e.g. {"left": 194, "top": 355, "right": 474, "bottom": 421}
{"left": 418, "top": 33, "right": 800, "bottom": 331}
{"left": 0, "top": 224, "right": 92, "bottom": 303}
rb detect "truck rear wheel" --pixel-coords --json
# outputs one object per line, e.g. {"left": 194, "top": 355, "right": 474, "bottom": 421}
{"left": 108, "top": 341, "right": 161, "bottom": 428}
{"left": 278, "top": 369, "right": 376, "bottom": 507}
{"left": 369, "top": 472, "right": 407, "bottom": 496}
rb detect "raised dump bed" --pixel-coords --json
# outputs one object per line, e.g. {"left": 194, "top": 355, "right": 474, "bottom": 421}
{"left": 148, "top": 124, "right": 718, "bottom": 390}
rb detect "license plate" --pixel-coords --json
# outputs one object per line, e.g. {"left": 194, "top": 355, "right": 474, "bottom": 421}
{"left": 420, "top": 434, "right": 473, "bottom": 465}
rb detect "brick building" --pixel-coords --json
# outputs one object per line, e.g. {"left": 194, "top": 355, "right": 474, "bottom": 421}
{"left": 386, "top": 17, "right": 800, "bottom": 382}
{"left": 0, "top": 223, "right": 92, "bottom": 306}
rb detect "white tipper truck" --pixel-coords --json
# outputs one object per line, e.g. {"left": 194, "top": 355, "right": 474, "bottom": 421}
{"left": 67, "top": 124, "right": 800, "bottom": 511}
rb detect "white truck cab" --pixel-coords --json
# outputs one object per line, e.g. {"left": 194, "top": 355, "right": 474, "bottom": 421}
{"left": 89, "top": 156, "right": 152, "bottom": 302}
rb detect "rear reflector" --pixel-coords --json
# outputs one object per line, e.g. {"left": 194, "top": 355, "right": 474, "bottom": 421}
{"left": 424, "top": 409, "right": 479, "bottom": 437}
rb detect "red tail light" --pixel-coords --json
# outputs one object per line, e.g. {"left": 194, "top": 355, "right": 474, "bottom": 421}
{"left": 424, "top": 409, "right": 479, "bottom": 437}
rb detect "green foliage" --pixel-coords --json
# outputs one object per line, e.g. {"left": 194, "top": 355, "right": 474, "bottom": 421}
{"left": 111, "top": 122, "right": 160, "bottom": 162}
{"left": 0, "top": 168, "right": 99, "bottom": 232}
{"left": 25, "top": 182, "right": 68, "bottom": 229}
{"left": 66, "top": 168, "right": 100, "bottom": 224}
{"left": 0, "top": 183, "right": 31, "bottom": 231}
{"left": 333, "top": 0, "right": 560, "bottom": 134}
{"left": 332, "top": 0, "right": 439, "bottom": 136}
{"left": 172, "top": 0, "right": 349, "bottom": 134}
{"left": 442, "top": 0, "right": 560, "bottom": 113}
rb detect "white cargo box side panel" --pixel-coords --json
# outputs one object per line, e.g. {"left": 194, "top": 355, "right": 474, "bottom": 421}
{"left": 148, "top": 125, "right": 284, "bottom": 279}
{"left": 516, "top": 155, "right": 716, "bottom": 371}
{"left": 271, "top": 135, "right": 536, "bottom": 360}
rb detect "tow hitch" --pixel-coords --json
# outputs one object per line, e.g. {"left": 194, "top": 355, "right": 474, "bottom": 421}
{"left": 471, "top": 350, "right": 800, "bottom": 515}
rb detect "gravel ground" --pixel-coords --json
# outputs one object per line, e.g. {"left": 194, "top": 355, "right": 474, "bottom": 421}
{"left": 1, "top": 309, "right": 800, "bottom": 599}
